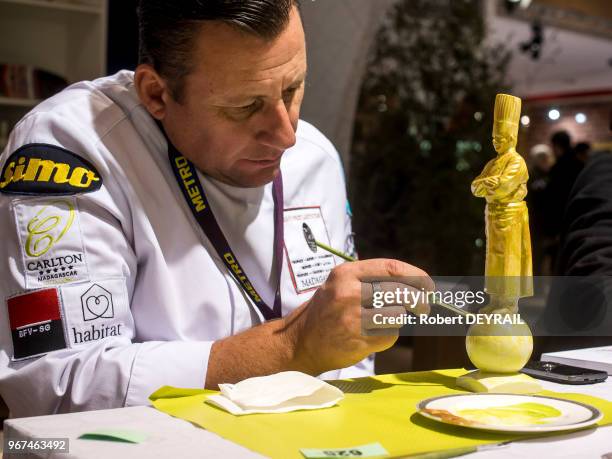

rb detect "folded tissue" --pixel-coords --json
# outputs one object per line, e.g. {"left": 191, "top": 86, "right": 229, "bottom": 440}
{"left": 206, "top": 371, "right": 344, "bottom": 415}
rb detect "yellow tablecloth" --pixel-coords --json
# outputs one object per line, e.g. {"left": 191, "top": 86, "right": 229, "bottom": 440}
{"left": 150, "top": 369, "right": 612, "bottom": 458}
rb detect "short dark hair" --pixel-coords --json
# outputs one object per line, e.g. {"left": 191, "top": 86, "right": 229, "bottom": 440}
{"left": 551, "top": 130, "right": 571, "bottom": 151}
{"left": 137, "top": 0, "right": 299, "bottom": 102}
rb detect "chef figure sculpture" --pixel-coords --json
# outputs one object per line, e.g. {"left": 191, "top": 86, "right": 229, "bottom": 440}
{"left": 471, "top": 93, "right": 533, "bottom": 313}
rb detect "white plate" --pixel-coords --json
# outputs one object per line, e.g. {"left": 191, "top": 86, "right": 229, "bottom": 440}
{"left": 417, "top": 393, "right": 603, "bottom": 433}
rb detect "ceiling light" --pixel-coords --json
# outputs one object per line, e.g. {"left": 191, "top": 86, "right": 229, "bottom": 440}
{"left": 575, "top": 113, "right": 587, "bottom": 124}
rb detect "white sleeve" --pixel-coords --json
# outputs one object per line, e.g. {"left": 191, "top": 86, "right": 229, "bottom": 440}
{"left": 337, "top": 355, "right": 375, "bottom": 378}
{"left": 0, "top": 110, "right": 210, "bottom": 418}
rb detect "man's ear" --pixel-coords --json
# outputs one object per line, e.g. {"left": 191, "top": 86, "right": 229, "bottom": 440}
{"left": 134, "top": 64, "right": 170, "bottom": 120}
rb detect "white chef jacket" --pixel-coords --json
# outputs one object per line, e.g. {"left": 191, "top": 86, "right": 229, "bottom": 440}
{"left": 0, "top": 70, "right": 372, "bottom": 418}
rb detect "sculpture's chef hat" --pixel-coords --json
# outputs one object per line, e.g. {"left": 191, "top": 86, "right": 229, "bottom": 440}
{"left": 493, "top": 93, "right": 521, "bottom": 138}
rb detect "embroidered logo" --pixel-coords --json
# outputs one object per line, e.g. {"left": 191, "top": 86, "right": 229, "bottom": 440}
{"left": 0, "top": 143, "right": 102, "bottom": 195}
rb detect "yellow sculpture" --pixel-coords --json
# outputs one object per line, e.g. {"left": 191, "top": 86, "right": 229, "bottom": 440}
{"left": 458, "top": 94, "right": 539, "bottom": 394}
{"left": 471, "top": 93, "right": 533, "bottom": 313}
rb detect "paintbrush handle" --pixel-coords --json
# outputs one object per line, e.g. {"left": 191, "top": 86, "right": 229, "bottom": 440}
{"left": 314, "top": 241, "right": 356, "bottom": 262}
{"left": 313, "top": 241, "right": 471, "bottom": 318}
{"left": 434, "top": 301, "right": 472, "bottom": 317}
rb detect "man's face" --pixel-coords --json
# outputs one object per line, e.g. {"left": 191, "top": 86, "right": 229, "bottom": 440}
{"left": 535, "top": 154, "right": 553, "bottom": 172}
{"left": 162, "top": 7, "right": 306, "bottom": 188}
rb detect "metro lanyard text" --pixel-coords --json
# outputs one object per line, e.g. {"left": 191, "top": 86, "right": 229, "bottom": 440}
{"left": 166, "top": 138, "right": 284, "bottom": 320}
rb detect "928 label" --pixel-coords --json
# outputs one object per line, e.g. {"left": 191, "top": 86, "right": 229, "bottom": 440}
{"left": 300, "top": 443, "right": 388, "bottom": 458}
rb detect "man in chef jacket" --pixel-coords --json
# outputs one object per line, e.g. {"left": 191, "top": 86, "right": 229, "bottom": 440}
{"left": 0, "top": 0, "right": 431, "bottom": 417}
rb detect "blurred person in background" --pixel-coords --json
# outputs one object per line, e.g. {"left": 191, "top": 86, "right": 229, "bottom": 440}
{"left": 527, "top": 144, "right": 555, "bottom": 275}
{"left": 536, "top": 113, "right": 612, "bottom": 357}
{"left": 573, "top": 141, "right": 591, "bottom": 164}
{"left": 545, "top": 130, "right": 583, "bottom": 271}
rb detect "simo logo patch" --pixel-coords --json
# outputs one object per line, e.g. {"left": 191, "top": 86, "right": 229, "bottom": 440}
{"left": 0, "top": 143, "right": 102, "bottom": 195}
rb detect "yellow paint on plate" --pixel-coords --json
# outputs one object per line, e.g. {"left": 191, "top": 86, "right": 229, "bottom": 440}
{"left": 455, "top": 402, "right": 561, "bottom": 426}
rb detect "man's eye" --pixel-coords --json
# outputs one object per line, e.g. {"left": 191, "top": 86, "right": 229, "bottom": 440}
{"left": 283, "top": 87, "right": 299, "bottom": 101}
{"left": 225, "top": 100, "right": 262, "bottom": 120}
{"left": 238, "top": 100, "right": 259, "bottom": 111}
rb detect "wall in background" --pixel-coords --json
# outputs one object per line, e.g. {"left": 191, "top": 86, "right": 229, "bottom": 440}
{"left": 519, "top": 97, "right": 612, "bottom": 154}
{"left": 299, "top": 0, "right": 394, "bottom": 168}
{"left": 0, "top": 0, "right": 108, "bottom": 150}
{"left": 485, "top": 0, "right": 612, "bottom": 98}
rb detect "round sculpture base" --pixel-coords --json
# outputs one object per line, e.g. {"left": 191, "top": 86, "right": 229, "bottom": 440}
{"left": 457, "top": 370, "right": 541, "bottom": 394}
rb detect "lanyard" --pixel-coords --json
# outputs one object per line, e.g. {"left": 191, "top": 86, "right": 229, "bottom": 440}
{"left": 163, "top": 131, "right": 284, "bottom": 321}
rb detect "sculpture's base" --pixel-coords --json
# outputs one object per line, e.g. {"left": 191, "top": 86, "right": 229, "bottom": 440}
{"left": 456, "top": 370, "right": 541, "bottom": 394}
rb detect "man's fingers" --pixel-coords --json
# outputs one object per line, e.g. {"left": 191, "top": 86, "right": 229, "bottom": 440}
{"left": 355, "top": 259, "right": 431, "bottom": 284}
{"left": 363, "top": 282, "right": 430, "bottom": 315}
{"left": 337, "top": 258, "right": 434, "bottom": 292}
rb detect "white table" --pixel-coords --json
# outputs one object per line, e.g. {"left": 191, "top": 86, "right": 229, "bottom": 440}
{"left": 3, "top": 378, "right": 612, "bottom": 459}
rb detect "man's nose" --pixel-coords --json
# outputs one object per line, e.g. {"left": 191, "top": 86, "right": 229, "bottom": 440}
{"left": 255, "top": 100, "right": 297, "bottom": 151}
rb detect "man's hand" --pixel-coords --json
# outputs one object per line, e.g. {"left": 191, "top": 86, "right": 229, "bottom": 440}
{"left": 286, "top": 259, "right": 434, "bottom": 375}
{"left": 205, "top": 258, "right": 433, "bottom": 389}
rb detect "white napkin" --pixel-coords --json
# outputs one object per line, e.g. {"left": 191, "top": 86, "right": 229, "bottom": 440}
{"left": 206, "top": 371, "right": 344, "bottom": 415}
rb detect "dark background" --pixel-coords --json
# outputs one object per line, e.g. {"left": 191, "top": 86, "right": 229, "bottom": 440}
{"left": 107, "top": 0, "right": 139, "bottom": 74}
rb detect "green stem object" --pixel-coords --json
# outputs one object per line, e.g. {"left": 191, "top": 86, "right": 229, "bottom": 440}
{"left": 315, "top": 240, "right": 356, "bottom": 262}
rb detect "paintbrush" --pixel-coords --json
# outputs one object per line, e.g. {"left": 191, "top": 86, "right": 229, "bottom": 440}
{"left": 301, "top": 224, "right": 472, "bottom": 317}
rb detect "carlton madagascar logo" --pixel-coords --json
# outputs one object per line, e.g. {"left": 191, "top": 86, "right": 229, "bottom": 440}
{"left": 0, "top": 143, "right": 102, "bottom": 195}
{"left": 26, "top": 200, "right": 76, "bottom": 257}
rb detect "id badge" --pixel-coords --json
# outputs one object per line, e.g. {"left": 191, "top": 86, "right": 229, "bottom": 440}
{"left": 284, "top": 206, "right": 336, "bottom": 294}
